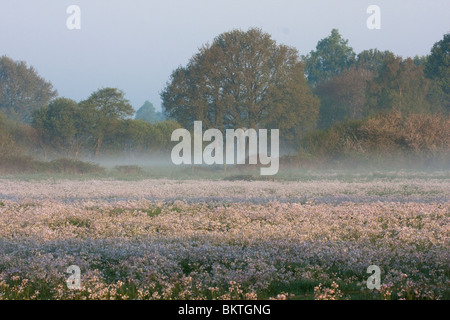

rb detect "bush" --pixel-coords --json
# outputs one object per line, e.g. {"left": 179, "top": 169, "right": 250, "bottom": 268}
{"left": 114, "top": 165, "right": 144, "bottom": 175}
{"left": 299, "top": 111, "right": 450, "bottom": 166}
{"left": 301, "top": 119, "right": 366, "bottom": 159}
{"left": 0, "top": 156, "right": 104, "bottom": 175}
{"left": 0, "top": 113, "right": 18, "bottom": 158}
{"left": 48, "top": 159, "right": 105, "bottom": 174}
{"left": 223, "top": 174, "right": 255, "bottom": 181}
{"left": 362, "top": 112, "right": 449, "bottom": 158}
{"left": 0, "top": 154, "right": 38, "bottom": 173}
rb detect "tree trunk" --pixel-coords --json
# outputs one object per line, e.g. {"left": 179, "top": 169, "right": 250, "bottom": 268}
{"left": 95, "top": 137, "right": 102, "bottom": 158}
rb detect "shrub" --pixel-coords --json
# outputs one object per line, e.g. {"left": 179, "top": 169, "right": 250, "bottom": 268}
{"left": 0, "top": 156, "right": 104, "bottom": 175}
{"left": 49, "top": 159, "right": 105, "bottom": 174}
{"left": 114, "top": 165, "right": 144, "bottom": 175}
{"left": 0, "top": 154, "right": 40, "bottom": 173}
{"left": 223, "top": 174, "right": 255, "bottom": 181}
{"left": 300, "top": 111, "right": 450, "bottom": 165}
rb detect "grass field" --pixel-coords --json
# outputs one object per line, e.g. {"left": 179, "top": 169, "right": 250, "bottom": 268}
{"left": 0, "top": 168, "right": 448, "bottom": 300}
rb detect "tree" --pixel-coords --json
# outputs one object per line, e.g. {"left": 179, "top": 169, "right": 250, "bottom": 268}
{"left": 136, "top": 101, "right": 158, "bottom": 123}
{"left": 161, "top": 28, "right": 319, "bottom": 144}
{"left": 315, "top": 66, "right": 374, "bottom": 128}
{"left": 32, "top": 98, "right": 83, "bottom": 158}
{"left": 302, "top": 29, "right": 356, "bottom": 86}
{"left": 79, "top": 88, "right": 134, "bottom": 157}
{"left": 315, "top": 49, "right": 395, "bottom": 128}
{"left": 356, "top": 49, "right": 395, "bottom": 73}
{"left": 313, "top": 49, "right": 393, "bottom": 129}
{"left": 413, "top": 55, "right": 428, "bottom": 67}
{"left": 366, "top": 55, "right": 432, "bottom": 115}
{"left": 0, "top": 56, "right": 57, "bottom": 123}
{"left": 425, "top": 33, "right": 449, "bottom": 113}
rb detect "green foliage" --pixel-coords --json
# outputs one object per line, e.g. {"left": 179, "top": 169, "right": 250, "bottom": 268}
{"left": 302, "top": 119, "right": 366, "bottom": 160}
{"left": 27, "top": 86, "right": 182, "bottom": 161}
{"left": 81, "top": 88, "right": 134, "bottom": 120}
{"left": 366, "top": 55, "right": 433, "bottom": 115}
{"left": 47, "top": 159, "right": 104, "bottom": 174}
{"left": 425, "top": 33, "right": 449, "bottom": 87}
{"left": 425, "top": 33, "right": 449, "bottom": 114}
{"left": 66, "top": 217, "right": 91, "bottom": 228}
{"left": 315, "top": 66, "right": 373, "bottom": 129}
{"left": 223, "top": 174, "right": 255, "bottom": 181}
{"left": 162, "top": 28, "right": 319, "bottom": 144}
{"left": 135, "top": 101, "right": 165, "bottom": 123}
{"left": 80, "top": 88, "right": 135, "bottom": 157}
{"left": 32, "top": 98, "right": 83, "bottom": 157}
{"left": 146, "top": 207, "right": 162, "bottom": 218}
{"left": 0, "top": 30, "right": 448, "bottom": 169}
{"left": 135, "top": 101, "right": 157, "bottom": 122}
{"left": 101, "top": 119, "right": 181, "bottom": 154}
{"left": 356, "top": 49, "right": 395, "bottom": 73}
{"left": 313, "top": 43, "right": 442, "bottom": 129}
{"left": 0, "top": 155, "right": 104, "bottom": 174}
{"left": 0, "top": 56, "right": 57, "bottom": 123}
{"left": 413, "top": 55, "right": 428, "bottom": 66}
{"left": 302, "top": 29, "right": 356, "bottom": 86}
{"left": 114, "top": 165, "right": 143, "bottom": 175}
{"left": 305, "top": 34, "right": 392, "bottom": 130}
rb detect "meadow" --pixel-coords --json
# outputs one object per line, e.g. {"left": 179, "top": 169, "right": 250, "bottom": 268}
{"left": 0, "top": 169, "right": 448, "bottom": 300}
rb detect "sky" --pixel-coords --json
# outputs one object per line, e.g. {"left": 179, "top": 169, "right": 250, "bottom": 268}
{"left": 1, "top": 0, "right": 449, "bottom": 112}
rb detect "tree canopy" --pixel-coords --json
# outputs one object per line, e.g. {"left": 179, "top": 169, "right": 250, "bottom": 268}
{"left": 366, "top": 55, "right": 432, "bottom": 115}
{"left": 315, "top": 66, "right": 374, "bottom": 128}
{"left": 0, "top": 56, "right": 57, "bottom": 123}
{"left": 79, "top": 88, "right": 134, "bottom": 157}
{"left": 302, "top": 29, "right": 356, "bottom": 86}
{"left": 161, "top": 28, "right": 319, "bottom": 143}
{"left": 425, "top": 33, "right": 449, "bottom": 113}
{"left": 32, "top": 98, "right": 82, "bottom": 157}
{"left": 305, "top": 30, "right": 447, "bottom": 128}
{"left": 135, "top": 101, "right": 165, "bottom": 123}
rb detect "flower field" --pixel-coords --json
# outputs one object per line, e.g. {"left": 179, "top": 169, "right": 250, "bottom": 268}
{"left": 0, "top": 171, "right": 448, "bottom": 300}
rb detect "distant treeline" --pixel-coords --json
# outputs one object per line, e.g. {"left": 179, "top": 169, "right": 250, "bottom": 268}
{"left": 0, "top": 29, "right": 449, "bottom": 170}
{"left": 0, "top": 104, "right": 180, "bottom": 160}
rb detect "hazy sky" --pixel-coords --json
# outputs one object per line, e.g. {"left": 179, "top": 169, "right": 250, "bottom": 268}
{"left": 1, "top": 0, "right": 449, "bottom": 111}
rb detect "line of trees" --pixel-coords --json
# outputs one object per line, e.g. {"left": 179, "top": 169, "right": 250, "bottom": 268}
{"left": 31, "top": 89, "right": 179, "bottom": 159}
{"left": 0, "top": 29, "right": 449, "bottom": 164}
{"left": 302, "top": 29, "right": 448, "bottom": 129}
{"left": 0, "top": 85, "right": 179, "bottom": 160}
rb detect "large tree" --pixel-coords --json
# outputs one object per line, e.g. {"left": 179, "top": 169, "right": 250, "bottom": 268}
{"left": 0, "top": 56, "right": 57, "bottom": 123}
{"left": 79, "top": 88, "right": 134, "bottom": 157}
{"left": 302, "top": 29, "right": 356, "bottom": 86}
{"left": 161, "top": 28, "right": 319, "bottom": 143}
